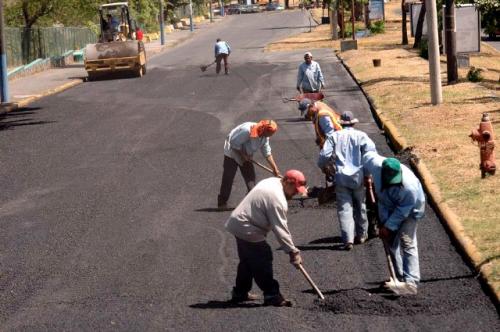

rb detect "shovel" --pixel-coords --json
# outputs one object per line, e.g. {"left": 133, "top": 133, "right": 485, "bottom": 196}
{"left": 381, "top": 239, "right": 409, "bottom": 296}
{"left": 200, "top": 60, "right": 216, "bottom": 72}
{"left": 298, "top": 264, "right": 325, "bottom": 300}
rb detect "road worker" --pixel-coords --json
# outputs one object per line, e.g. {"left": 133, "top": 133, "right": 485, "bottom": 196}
{"left": 225, "top": 170, "right": 307, "bottom": 306}
{"left": 217, "top": 120, "right": 281, "bottom": 209}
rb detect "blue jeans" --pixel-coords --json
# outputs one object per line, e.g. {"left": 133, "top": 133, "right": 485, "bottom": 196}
{"left": 388, "top": 218, "right": 420, "bottom": 285}
{"left": 335, "top": 184, "right": 368, "bottom": 244}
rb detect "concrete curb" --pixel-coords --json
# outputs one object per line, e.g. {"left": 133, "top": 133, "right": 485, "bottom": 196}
{"left": 336, "top": 52, "right": 499, "bottom": 305}
{"left": 15, "top": 79, "right": 83, "bottom": 109}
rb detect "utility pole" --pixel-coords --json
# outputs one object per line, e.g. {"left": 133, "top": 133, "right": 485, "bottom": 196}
{"left": 351, "top": 0, "right": 355, "bottom": 40}
{"left": 425, "top": 0, "right": 442, "bottom": 105}
{"left": 0, "top": 0, "right": 9, "bottom": 103}
{"left": 159, "top": 0, "right": 165, "bottom": 46}
{"left": 444, "top": 0, "right": 457, "bottom": 83}
{"left": 331, "top": 0, "right": 338, "bottom": 40}
{"left": 209, "top": 0, "right": 213, "bottom": 23}
{"left": 189, "top": 0, "right": 194, "bottom": 32}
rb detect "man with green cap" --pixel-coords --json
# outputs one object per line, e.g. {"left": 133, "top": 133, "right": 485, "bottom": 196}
{"left": 363, "top": 151, "right": 426, "bottom": 295}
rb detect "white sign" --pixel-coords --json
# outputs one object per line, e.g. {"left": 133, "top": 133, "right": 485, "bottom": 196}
{"left": 442, "top": 4, "right": 481, "bottom": 53}
{"left": 369, "top": 0, "right": 385, "bottom": 21}
{"left": 410, "top": 3, "right": 427, "bottom": 37}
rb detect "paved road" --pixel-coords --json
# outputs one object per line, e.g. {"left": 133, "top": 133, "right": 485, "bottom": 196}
{"left": 1, "top": 11, "right": 498, "bottom": 331}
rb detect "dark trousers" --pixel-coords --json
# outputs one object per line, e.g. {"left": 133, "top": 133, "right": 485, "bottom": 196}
{"left": 216, "top": 54, "right": 229, "bottom": 74}
{"left": 233, "top": 237, "right": 280, "bottom": 297}
{"left": 218, "top": 156, "right": 256, "bottom": 205}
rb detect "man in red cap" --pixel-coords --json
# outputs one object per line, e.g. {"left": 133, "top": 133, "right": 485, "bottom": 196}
{"left": 225, "top": 170, "right": 307, "bottom": 306}
{"left": 218, "top": 120, "right": 281, "bottom": 209}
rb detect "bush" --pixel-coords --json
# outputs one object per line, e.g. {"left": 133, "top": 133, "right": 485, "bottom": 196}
{"left": 419, "top": 39, "right": 428, "bottom": 59}
{"left": 369, "top": 20, "right": 385, "bottom": 34}
{"left": 466, "top": 66, "right": 484, "bottom": 82}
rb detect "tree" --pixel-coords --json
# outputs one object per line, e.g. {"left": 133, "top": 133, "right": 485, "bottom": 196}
{"left": 4, "top": 0, "right": 101, "bottom": 28}
{"left": 401, "top": 0, "right": 408, "bottom": 45}
{"left": 475, "top": 0, "right": 499, "bottom": 38}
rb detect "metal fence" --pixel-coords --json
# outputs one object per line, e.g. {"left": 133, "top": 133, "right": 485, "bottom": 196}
{"left": 5, "top": 27, "right": 97, "bottom": 68}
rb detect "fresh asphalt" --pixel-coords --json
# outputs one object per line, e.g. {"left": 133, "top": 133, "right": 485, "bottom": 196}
{"left": 0, "top": 11, "right": 498, "bottom": 330}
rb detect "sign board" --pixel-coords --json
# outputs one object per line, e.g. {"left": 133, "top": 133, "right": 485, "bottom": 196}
{"left": 410, "top": 3, "right": 426, "bottom": 37}
{"left": 442, "top": 4, "right": 481, "bottom": 53}
{"left": 369, "top": 0, "right": 385, "bottom": 21}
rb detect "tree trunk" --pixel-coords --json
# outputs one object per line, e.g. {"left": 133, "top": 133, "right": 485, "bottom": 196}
{"left": 413, "top": 2, "right": 426, "bottom": 48}
{"left": 401, "top": 0, "right": 408, "bottom": 45}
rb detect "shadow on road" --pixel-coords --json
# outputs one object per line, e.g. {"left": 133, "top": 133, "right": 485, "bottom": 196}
{"left": 0, "top": 107, "right": 54, "bottom": 131}
{"left": 194, "top": 207, "right": 233, "bottom": 212}
{"left": 190, "top": 300, "right": 262, "bottom": 309}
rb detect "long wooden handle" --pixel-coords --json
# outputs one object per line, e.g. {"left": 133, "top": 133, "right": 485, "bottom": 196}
{"left": 251, "top": 160, "right": 283, "bottom": 178}
{"left": 382, "top": 240, "right": 398, "bottom": 282}
{"left": 298, "top": 264, "right": 325, "bottom": 300}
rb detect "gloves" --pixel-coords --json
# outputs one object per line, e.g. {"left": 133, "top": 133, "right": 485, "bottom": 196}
{"left": 379, "top": 226, "right": 396, "bottom": 244}
{"left": 289, "top": 251, "right": 302, "bottom": 268}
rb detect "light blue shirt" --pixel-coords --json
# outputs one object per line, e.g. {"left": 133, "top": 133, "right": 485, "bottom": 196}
{"left": 224, "top": 122, "right": 272, "bottom": 165}
{"left": 363, "top": 151, "right": 426, "bottom": 231}
{"left": 297, "top": 60, "right": 325, "bottom": 92}
{"left": 317, "top": 114, "right": 335, "bottom": 137}
{"left": 318, "top": 127, "right": 376, "bottom": 189}
{"left": 215, "top": 41, "right": 231, "bottom": 56}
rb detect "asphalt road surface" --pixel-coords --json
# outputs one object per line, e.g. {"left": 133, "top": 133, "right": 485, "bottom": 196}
{"left": 1, "top": 11, "right": 498, "bottom": 331}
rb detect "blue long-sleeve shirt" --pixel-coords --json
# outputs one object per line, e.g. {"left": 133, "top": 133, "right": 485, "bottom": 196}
{"left": 296, "top": 60, "right": 325, "bottom": 92}
{"left": 215, "top": 41, "right": 231, "bottom": 57}
{"left": 363, "top": 151, "right": 426, "bottom": 231}
{"left": 318, "top": 127, "right": 376, "bottom": 189}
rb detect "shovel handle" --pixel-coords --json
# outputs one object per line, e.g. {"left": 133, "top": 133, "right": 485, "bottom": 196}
{"left": 382, "top": 240, "right": 399, "bottom": 282}
{"left": 298, "top": 264, "right": 325, "bottom": 300}
{"left": 251, "top": 160, "right": 283, "bottom": 178}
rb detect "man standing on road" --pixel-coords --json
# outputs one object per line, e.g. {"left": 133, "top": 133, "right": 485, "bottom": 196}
{"left": 363, "top": 152, "right": 425, "bottom": 295}
{"left": 296, "top": 52, "right": 325, "bottom": 93}
{"left": 318, "top": 111, "right": 376, "bottom": 250}
{"left": 298, "top": 98, "right": 342, "bottom": 147}
{"left": 214, "top": 38, "right": 231, "bottom": 75}
{"left": 225, "top": 170, "right": 307, "bottom": 306}
{"left": 218, "top": 120, "right": 281, "bottom": 209}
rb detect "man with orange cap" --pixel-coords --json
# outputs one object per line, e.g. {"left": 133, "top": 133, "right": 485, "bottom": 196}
{"left": 225, "top": 170, "right": 307, "bottom": 306}
{"left": 218, "top": 120, "right": 281, "bottom": 209}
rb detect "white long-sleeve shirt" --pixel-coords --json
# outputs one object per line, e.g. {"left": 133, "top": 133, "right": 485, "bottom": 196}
{"left": 225, "top": 177, "right": 299, "bottom": 253}
{"left": 223, "top": 122, "right": 272, "bottom": 165}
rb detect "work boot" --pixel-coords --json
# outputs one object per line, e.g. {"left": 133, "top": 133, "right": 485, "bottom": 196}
{"left": 217, "top": 196, "right": 228, "bottom": 211}
{"left": 354, "top": 235, "right": 367, "bottom": 245}
{"left": 263, "top": 294, "right": 293, "bottom": 307}
{"left": 341, "top": 243, "right": 353, "bottom": 251}
{"left": 230, "top": 290, "right": 259, "bottom": 303}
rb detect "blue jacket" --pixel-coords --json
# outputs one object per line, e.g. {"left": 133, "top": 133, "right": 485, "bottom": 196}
{"left": 318, "top": 127, "right": 376, "bottom": 189}
{"left": 363, "top": 151, "right": 426, "bottom": 231}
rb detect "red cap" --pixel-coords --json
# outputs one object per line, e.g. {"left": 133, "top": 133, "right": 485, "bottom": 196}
{"left": 284, "top": 169, "right": 307, "bottom": 195}
{"left": 250, "top": 120, "right": 278, "bottom": 138}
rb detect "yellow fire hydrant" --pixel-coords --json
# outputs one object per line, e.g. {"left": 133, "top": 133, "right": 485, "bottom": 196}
{"left": 469, "top": 113, "right": 496, "bottom": 178}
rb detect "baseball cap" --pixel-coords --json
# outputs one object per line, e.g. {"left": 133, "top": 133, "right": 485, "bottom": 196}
{"left": 382, "top": 158, "right": 402, "bottom": 186}
{"left": 284, "top": 169, "right": 307, "bottom": 195}
{"left": 298, "top": 98, "right": 312, "bottom": 112}
{"left": 304, "top": 51, "right": 312, "bottom": 58}
{"left": 250, "top": 119, "right": 278, "bottom": 138}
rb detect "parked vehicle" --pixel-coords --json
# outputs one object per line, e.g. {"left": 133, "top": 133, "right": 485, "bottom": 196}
{"left": 265, "top": 2, "right": 284, "bottom": 11}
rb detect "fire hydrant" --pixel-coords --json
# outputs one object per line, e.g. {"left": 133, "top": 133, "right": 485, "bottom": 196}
{"left": 469, "top": 113, "right": 496, "bottom": 178}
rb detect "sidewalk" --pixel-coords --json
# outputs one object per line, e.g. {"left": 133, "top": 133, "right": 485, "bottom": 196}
{"left": 2, "top": 16, "right": 225, "bottom": 110}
